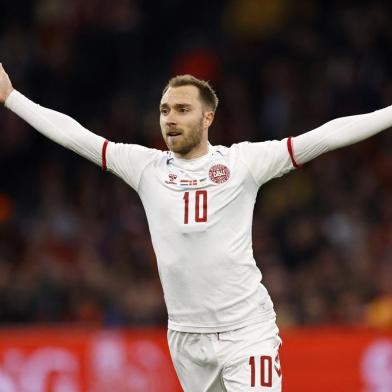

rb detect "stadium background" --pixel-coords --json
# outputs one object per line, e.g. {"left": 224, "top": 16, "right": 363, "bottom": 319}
{"left": 0, "top": 0, "right": 391, "bottom": 390}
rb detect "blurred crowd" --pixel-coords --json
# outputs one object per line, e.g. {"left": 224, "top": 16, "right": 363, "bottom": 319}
{"left": 0, "top": 0, "right": 391, "bottom": 328}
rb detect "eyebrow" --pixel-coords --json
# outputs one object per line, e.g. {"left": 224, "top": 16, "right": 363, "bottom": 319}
{"left": 159, "top": 103, "right": 192, "bottom": 109}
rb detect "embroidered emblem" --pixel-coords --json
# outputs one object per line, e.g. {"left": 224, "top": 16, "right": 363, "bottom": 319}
{"left": 209, "top": 164, "right": 230, "bottom": 184}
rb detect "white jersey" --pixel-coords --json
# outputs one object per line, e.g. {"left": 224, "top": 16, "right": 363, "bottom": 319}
{"left": 8, "top": 90, "right": 391, "bottom": 332}
{"left": 105, "top": 140, "right": 296, "bottom": 332}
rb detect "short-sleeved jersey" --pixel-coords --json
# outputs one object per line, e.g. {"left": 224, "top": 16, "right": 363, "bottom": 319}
{"left": 105, "top": 140, "right": 295, "bottom": 332}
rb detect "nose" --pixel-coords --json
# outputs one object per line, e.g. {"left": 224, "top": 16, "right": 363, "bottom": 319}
{"left": 164, "top": 111, "right": 177, "bottom": 127}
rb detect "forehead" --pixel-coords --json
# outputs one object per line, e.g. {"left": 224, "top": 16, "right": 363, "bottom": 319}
{"left": 160, "top": 85, "right": 201, "bottom": 106}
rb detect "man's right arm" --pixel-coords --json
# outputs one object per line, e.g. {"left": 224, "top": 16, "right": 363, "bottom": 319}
{"left": 0, "top": 63, "right": 106, "bottom": 168}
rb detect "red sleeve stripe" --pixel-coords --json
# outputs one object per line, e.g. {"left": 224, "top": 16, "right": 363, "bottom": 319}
{"left": 102, "top": 139, "right": 109, "bottom": 171}
{"left": 287, "top": 137, "right": 301, "bottom": 169}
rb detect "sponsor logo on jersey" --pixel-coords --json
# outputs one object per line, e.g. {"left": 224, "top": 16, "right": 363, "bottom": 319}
{"left": 209, "top": 164, "right": 230, "bottom": 184}
{"left": 165, "top": 173, "right": 177, "bottom": 185}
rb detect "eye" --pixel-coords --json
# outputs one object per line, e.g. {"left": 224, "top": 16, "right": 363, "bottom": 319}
{"left": 160, "top": 108, "right": 169, "bottom": 115}
{"left": 179, "top": 107, "right": 190, "bottom": 113}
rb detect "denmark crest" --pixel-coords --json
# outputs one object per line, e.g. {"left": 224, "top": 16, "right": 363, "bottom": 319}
{"left": 209, "top": 164, "right": 230, "bottom": 184}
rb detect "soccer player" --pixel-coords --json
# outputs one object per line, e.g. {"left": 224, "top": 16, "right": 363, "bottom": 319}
{"left": 0, "top": 64, "right": 390, "bottom": 391}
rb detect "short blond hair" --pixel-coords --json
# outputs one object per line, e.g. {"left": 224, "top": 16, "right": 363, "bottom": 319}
{"left": 162, "top": 74, "right": 219, "bottom": 112}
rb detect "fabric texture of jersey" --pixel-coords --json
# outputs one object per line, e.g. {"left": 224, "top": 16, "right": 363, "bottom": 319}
{"left": 105, "top": 141, "right": 295, "bottom": 332}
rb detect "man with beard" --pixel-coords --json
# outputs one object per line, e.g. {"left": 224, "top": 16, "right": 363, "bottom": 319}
{"left": 0, "top": 65, "right": 391, "bottom": 391}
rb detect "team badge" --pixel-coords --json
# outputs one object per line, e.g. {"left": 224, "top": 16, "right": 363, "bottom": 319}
{"left": 209, "top": 164, "right": 230, "bottom": 184}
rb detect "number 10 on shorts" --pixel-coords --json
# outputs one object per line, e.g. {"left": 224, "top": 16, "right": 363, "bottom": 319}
{"left": 249, "top": 355, "right": 272, "bottom": 387}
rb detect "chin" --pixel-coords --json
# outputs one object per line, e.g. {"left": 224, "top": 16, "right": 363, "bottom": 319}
{"left": 166, "top": 139, "right": 183, "bottom": 152}
{"left": 173, "top": 148, "right": 191, "bottom": 155}
{"left": 171, "top": 144, "right": 193, "bottom": 155}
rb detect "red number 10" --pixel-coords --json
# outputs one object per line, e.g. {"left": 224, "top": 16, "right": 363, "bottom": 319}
{"left": 183, "top": 190, "right": 207, "bottom": 224}
{"left": 249, "top": 356, "right": 272, "bottom": 387}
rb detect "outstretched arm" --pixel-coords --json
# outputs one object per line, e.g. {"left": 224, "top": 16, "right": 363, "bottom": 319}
{"left": 0, "top": 63, "right": 106, "bottom": 167}
{"left": 291, "top": 107, "right": 392, "bottom": 166}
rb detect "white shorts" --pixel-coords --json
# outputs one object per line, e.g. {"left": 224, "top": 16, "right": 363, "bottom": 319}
{"left": 167, "top": 318, "right": 282, "bottom": 392}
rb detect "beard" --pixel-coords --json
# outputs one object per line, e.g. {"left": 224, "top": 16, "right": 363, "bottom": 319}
{"left": 164, "top": 118, "right": 204, "bottom": 155}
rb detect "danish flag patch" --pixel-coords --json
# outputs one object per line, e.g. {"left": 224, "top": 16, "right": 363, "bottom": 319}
{"left": 209, "top": 164, "right": 230, "bottom": 184}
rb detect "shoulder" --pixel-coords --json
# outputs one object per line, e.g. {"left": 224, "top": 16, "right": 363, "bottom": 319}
{"left": 108, "top": 142, "right": 165, "bottom": 162}
{"left": 232, "top": 140, "right": 288, "bottom": 158}
{"left": 226, "top": 141, "right": 260, "bottom": 161}
{"left": 105, "top": 143, "right": 167, "bottom": 191}
{"left": 212, "top": 144, "right": 231, "bottom": 156}
{"left": 209, "top": 142, "right": 264, "bottom": 163}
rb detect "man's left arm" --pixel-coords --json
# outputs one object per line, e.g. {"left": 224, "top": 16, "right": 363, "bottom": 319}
{"left": 291, "top": 106, "right": 392, "bottom": 166}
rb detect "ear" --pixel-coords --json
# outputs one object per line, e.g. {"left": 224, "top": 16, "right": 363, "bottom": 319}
{"left": 204, "top": 111, "right": 214, "bottom": 128}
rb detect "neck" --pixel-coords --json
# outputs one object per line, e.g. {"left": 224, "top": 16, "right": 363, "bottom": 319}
{"left": 174, "top": 141, "right": 209, "bottom": 160}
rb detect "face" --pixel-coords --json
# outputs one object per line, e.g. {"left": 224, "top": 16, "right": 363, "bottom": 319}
{"left": 160, "top": 85, "right": 213, "bottom": 158}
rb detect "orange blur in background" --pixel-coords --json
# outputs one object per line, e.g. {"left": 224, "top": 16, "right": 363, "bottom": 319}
{"left": 0, "top": 327, "right": 391, "bottom": 391}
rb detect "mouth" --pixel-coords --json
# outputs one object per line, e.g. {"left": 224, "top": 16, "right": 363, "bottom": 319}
{"left": 166, "top": 130, "right": 183, "bottom": 141}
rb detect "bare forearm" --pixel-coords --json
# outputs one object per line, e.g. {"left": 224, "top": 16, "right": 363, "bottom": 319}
{"left": 5, "top": 90, "right": 106, "bottom": 166}
{"left": 292, "top": 107, "right": 392, "bottom": 165}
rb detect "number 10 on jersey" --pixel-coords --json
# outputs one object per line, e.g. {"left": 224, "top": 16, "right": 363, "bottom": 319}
{"left": 183, "top": 190, "right": 208, "bottom": 224}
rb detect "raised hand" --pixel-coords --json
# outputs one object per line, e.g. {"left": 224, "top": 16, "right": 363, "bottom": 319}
{"left": 0, "top": 63, "right": 14, "bottom": 104}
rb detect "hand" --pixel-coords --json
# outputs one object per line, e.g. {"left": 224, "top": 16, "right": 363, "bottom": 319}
{"left": 0, "top": 63, "right": 14, "bottom": 104}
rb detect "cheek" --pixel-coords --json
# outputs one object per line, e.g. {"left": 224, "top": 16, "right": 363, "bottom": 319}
{"left": 159, "top": 118, "right": 166, "bottom": 134}
{"left": 187, "top": 115, "right": 202, "bottom": 128}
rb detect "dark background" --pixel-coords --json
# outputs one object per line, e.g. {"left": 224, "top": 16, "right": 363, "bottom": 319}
{"left": 0, "top": 0, "right": 391, "bottom": 328}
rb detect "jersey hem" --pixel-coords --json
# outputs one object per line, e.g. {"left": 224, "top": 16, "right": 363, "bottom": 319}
{"left": 167, "top": 311, "right": 276, "bottom": 333}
